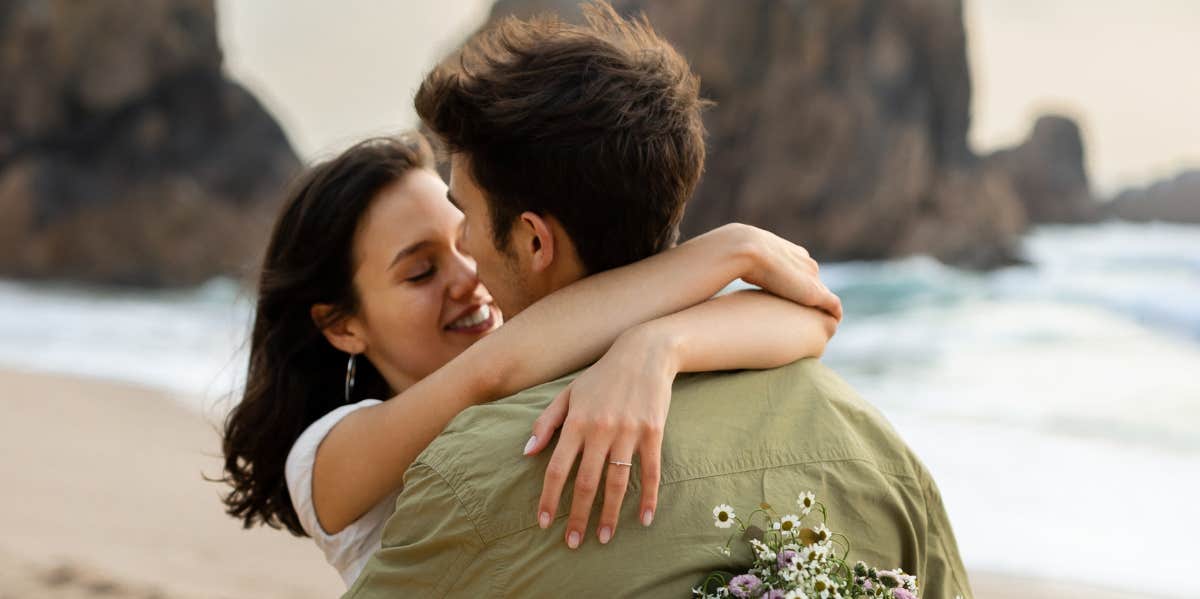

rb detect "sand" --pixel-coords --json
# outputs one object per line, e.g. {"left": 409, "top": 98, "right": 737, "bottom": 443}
{"left": 0, "top": 368, "right": 343, "bottom": 599}
{"left": 0, "top": 368, "right": 1151, "bottom": 598}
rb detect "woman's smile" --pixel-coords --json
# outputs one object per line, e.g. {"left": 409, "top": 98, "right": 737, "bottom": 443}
{"left": 443, "top": 302, "right": 499, "bottom": 335}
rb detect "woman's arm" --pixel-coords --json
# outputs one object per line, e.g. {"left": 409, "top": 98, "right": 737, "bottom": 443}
{"left": 312, "top": 224, "right": 839, "bottom": 534}
{"left": 529, "top": 290, "right": 838, "bottom": 548}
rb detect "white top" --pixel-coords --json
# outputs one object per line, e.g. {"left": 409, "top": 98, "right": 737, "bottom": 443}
{"left": 715, "top": 278, "right": 759, "bottom": 298}
{"left": 285, "top": 399, "right": 400, "bottom": 588}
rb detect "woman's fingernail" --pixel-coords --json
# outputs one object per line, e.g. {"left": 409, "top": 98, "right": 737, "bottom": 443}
{"left": 642, "top": 509, "right": 654, "bottom": 526}
{"left": 538, "top": 511, "right": 551, "bottom": 529}
{"left": 523, "top": 435, "right": 538, "bottom": 455}
{"left": 598, "top": 526, "right": 612, "bottom": 544}
{"left": 567, "top": 531, "right": 581, "bottom": 549}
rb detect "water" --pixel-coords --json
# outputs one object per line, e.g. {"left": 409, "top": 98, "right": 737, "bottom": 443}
{"left": 0, "top": 277, "right": 253, "bottom": 416}
{"left": 819, "top": 222, "right": 1200, "bottom": 597}
{"left": 2, "top": 221, "right": 1198, "bottom": 596}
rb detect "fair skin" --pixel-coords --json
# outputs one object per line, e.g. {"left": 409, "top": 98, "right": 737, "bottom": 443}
{"left": 313, "top": 163, "right": 842, "bottom": 543}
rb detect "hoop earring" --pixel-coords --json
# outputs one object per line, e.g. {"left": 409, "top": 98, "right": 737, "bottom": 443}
{"left": 344, "top": 353, "right": 358, "bottom": 404}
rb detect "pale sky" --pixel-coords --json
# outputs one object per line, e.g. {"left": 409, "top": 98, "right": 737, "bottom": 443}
{"left": 965, "top": 0, "right": 1200, "bottom": 194}
{"left": 218, "top": 0, "right": 1199, "bottom": 196}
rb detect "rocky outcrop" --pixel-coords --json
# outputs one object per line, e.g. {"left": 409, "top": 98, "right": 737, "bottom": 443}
{"left": 1104, "top": 170, "right": 1200, "bottom": 223}
{"left": 487, "top": 0, "right": 1030, "bottom": 268}
{"left": 0, "top": 0, "right": 300, "bottom": 287}
{"left": 986, "top": 115, "right": 1096, "bottom": 223}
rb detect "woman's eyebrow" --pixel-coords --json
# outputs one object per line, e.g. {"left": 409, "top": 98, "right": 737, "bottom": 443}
{"left": 387, "top": 240, "right": 430, "bottom": 271}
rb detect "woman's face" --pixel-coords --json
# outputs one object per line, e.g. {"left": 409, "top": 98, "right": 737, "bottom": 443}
{"left": 348, "top": 168, "right": 503, "bottom": 392}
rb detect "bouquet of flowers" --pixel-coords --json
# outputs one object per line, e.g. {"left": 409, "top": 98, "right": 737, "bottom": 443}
{"left": 692, "top": 492, "right": 919, "bottom": 599}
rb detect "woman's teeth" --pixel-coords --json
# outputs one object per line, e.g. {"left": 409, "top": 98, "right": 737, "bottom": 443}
{"left": 448, "top": 304, "right": 491, "bottom": 330}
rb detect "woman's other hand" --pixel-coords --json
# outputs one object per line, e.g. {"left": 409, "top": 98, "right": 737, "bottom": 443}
{"left": 708, "top": 223, "right": 843, "bottom": 321}
{"left": 522, "top": 326, "right": 677, "bottom": 548}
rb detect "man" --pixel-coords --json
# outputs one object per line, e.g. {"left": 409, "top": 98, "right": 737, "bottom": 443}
{"left": 346, "top": 4, "right": 972, "bottom": 597}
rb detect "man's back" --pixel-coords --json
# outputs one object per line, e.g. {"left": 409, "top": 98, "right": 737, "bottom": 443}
{"left": 344, "top": 359, "right": 973, "bottom": 598}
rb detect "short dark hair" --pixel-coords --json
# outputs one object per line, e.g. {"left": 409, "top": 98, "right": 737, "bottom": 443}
{"left": 415, "top": 2, "right": 707, "bottom": 274}
{"left": 219, "top": 134, "right": 433, "bottom": 536}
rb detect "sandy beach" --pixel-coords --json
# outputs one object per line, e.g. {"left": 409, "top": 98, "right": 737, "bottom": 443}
{"left": 0, "top": 367, "right": 1148, "bottom": 598}
{"left": 0, "top": 368, "right": 343, "bottom": 599}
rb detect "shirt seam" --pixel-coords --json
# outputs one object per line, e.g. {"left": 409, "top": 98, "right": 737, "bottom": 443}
{"left": 412, "top": 462, "right": 489, "bottom": 548}
{"left": 923, "top": 476, "right": 971, "bottom": 598}
{"left": 397, "top": 463, "right": 491, "bottom": 597}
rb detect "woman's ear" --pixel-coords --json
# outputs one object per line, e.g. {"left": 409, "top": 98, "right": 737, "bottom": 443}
{"left": 518, "top": 211, "right": 557, "bottom": 273}
{"left": 310, "top": 304, "right": 367, "bottom": 355}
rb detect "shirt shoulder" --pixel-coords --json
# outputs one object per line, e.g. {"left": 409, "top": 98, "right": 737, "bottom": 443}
{"left": 406, "top": 372, "right": 576, "bottom": 543}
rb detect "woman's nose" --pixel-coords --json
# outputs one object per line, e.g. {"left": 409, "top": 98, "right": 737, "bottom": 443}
{"left": 446, "top": 251, "right": 480, "bottom": 300}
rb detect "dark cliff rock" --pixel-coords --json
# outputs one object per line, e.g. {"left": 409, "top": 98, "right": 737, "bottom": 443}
{"left": 985, "top": 115, "right": 1096, "bottom": 223}
{"left": 1104, "top": 170, "right": 1200, "bottom": 223}
{"left": 0, "top": 0, "right": 300, "bottom": 287}
{"left": 488, "top": 0, "right": 1029, "bottom": 268}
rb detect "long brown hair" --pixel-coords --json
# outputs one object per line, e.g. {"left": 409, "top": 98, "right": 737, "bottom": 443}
{"left": 219, "top": 134, "right": 434, "bottom": 536}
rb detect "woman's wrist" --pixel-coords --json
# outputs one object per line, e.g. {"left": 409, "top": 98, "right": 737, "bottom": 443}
{"left": 712, "top": 223, "right": 765, "bottom": 284}
{"left": 616, "top": 320, "right": 684, "bottom": 379}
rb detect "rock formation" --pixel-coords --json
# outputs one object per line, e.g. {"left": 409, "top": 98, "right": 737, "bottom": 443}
{"left": 487, "top": 0, "right": 1030, "bottom": 268}
{"left": 985, "top": 115, "right": 1095, "bottom": 223}
{"left": 0, "top": 0, "right": 300, "bottom": 287}
{"left": 1104, "top": 170, "right": 1200, "bottom": 223}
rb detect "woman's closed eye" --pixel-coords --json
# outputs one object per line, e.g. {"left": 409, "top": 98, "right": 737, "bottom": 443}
{"left": 406, "top": 264, "right": 437, "bottom": 283}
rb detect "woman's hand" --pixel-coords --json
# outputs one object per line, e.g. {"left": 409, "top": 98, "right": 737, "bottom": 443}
{"left": 522, "top": 326, "right": 677, "bottom": 549}
{"left": 706, "top": 223, "right": 843, "bottom": 321}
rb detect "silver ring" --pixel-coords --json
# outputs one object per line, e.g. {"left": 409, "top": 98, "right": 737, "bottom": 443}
{"left": 609, "top": 460, "right": 633, "bottom": 467}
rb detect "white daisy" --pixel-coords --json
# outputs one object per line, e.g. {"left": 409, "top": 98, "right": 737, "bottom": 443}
{"left": 749, "top": 538, "right": 776, "bottom": 561}
{"left": 812, "top": 574, "right": 837, "bottom": 598}
{"left": 796, "top": 491, "right": 816, "bottom": 515}
{"left": 773, "top": 514, "right": 802, "bottom": 534}
{"left": 802, "top": 542, "right": 828, "bottom": 563}
{"left": 812, "top": 523, "right": 832, "bottom": 543}
{"left": 713, "top": 504, "right": 736, "bottom": 529}
{"left": 784, "top": 590, "right": 808, "bottom": 599}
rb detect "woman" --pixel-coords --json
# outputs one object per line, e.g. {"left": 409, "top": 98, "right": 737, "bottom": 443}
{"left": 219, "top": 133, "right": 841, "bottom": 586}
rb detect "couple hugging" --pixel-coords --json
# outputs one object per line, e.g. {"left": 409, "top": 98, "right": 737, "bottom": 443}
{"left": 220, "top": 5, "right": 972, "bottom": 598}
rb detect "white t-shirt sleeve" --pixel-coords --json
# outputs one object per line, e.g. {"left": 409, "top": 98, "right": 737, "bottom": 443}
{"left": 285, "top": 398, "right": 401, "bottom": 587}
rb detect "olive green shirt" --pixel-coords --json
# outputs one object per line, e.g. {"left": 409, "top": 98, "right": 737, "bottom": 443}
{"left": 344, "top": 359, "right": 973, "bottom": 598}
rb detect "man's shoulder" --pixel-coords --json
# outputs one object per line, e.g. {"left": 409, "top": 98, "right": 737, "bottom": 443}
{"left": 420, "top": 370, "right": 576, "bottom": 467}
{"left": 405, "top": 372, "right": 575, "bottom": 542}
{"left": 663, "top": 359, "right": 921, "bottom": 482}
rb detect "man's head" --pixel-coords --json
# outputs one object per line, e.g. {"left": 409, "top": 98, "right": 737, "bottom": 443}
{"left": 415, "top": 2, "right": 707, "bottom": 316}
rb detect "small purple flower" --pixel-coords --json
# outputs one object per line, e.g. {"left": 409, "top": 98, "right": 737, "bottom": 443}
{"left": 777, "top": 549, "right": 799, "bottom": 570}
{"left": 892, "top": 589, "right": 917, "bottom": 599}
{"left": 727, "top": 574, "right": 763, "bottom": 598}
{"left": 761, "top": 590, "right": 785, "bottom": 599}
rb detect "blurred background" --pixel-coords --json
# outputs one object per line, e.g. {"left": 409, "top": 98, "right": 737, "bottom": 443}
{"left": 1, "top": 1, "right": 1196, "bottom": 597}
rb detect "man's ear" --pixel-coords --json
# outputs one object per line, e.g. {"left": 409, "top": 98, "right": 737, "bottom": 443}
{"left": 516, "top": 211, "right": 557, "bottom": 273}
{"left": 310, "top": 304, "right": 367, "bottom": 355}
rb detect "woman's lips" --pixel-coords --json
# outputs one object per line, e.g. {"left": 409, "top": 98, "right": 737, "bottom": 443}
{"left": 444, "top": 303, "right": 496, "bottom": 334}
